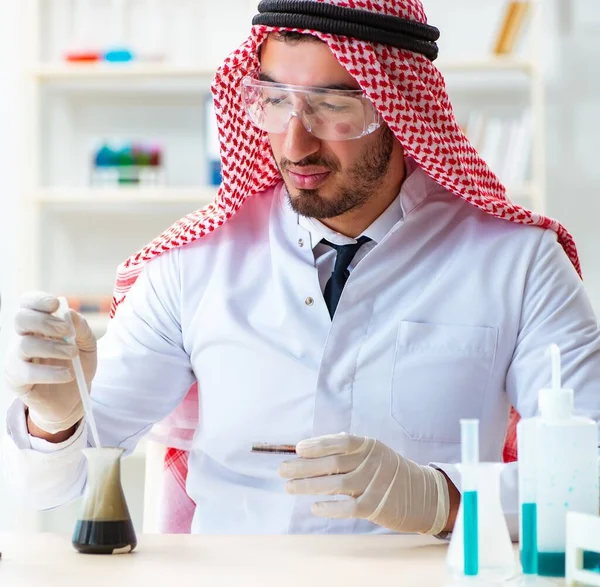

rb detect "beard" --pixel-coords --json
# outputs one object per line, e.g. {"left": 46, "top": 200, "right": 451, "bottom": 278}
{"left": 278, "top": 126, "right": 395, "bottom": 219}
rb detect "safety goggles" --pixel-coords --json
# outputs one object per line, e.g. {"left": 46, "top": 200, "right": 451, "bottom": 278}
{"left": 241, "top": 76, "right": 382, "bottom": 141}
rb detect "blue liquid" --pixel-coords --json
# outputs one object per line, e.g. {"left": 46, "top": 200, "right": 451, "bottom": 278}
{"left": 537, "top": 550, "right": 600, "bottom": 576}
{"left": 463, "top": 491, "right": 479, "bottom": 576}
{"left": 537, "top": 552, "right": 565, "bottom": 577}
{"left": 520, "top": 502, "right": 537, "bottom": 574}
{"left": 104, "top": 48, "right": 134, "bottom": 62}
{"left": 583, "top": 551, "right": 600, "bottom": 572}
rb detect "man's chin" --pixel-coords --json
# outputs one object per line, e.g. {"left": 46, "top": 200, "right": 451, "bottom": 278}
{"left": 287, "top": 191, "right": 338, "bottom": 218}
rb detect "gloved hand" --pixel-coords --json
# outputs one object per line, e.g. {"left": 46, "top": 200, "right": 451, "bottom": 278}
{"left": 5, "top": 292, "right": 97, "bottom": 434}
{"left": 279, "top": 433, "right": 450, "bottom": 535}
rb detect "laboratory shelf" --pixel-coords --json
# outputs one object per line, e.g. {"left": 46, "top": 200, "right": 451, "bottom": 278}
{"left": 436, "top": 57, "right": 537, "bottom": 74}
{"left": 34, "top": 187, "right": 218, "bottom": 205}
{"left": 31, "top": 63, "right": 215, "bottom": 80}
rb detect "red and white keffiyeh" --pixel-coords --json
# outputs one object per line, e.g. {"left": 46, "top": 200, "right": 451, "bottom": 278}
{"left": 108, "top": 0, "right": 580, "bottom": 533}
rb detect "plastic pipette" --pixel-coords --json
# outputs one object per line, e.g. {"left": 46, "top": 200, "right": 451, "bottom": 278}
{"left": 57, "top": 297, "right": 102, "bottom": 449}
{"left": 461, "top": 418, "right": 479, "bottom": 576}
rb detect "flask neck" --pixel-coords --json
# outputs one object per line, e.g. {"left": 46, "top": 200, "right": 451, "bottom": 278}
{"left": 81, "top": 447, "right": 129, "bottom": 522}
{"left": 83, "top": 447, "right": 124, "bottom": 484}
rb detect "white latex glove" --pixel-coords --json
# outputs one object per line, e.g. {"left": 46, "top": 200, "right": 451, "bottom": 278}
{"left": 279, "top": 433, "right": 450, "bottom": 535}
{"left": 5, "top": 292, "right": 97, "bottom": 434}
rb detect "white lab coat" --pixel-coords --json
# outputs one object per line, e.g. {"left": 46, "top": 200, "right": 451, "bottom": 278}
{"left": 4, "top": 162, "right": 600, "bottom": 536}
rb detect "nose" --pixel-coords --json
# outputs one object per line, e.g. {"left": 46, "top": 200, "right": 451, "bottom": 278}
{"left": 282, "top": 113, "right": 321, "bottom": 163}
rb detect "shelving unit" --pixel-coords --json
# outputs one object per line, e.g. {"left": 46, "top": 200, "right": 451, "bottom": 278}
{"left": 32, "top": 56, "right": 537, "bottom": 78}
{"left": 17, "top": 0, "right": 244, "bottom": 302}
{"left": 436, "top": 56, "right": 537, "bottom": 73}
{"left": 31, "top": 63, "right": 215, "bottom": 80}
{"left": 34, "top": 186, "right": 218, "bottom": 204}
{"left": 435, "top": 0, "right": 546, "bottom": 214}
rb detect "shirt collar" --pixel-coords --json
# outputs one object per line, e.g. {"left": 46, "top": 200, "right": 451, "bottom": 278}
{"left": 297, "top": 157, "right": 420, "bottom": 249}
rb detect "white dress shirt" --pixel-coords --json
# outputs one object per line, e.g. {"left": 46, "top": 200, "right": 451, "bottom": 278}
{"left": 298, "top": 176, "right": 403, "bottom": 292}
{"left": 4, "top": 160, "right": 600, "bottom": 537}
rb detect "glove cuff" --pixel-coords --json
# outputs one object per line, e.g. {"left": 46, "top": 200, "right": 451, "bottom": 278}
{"left": 424, "top": 467, "right": 450, "bottom": 536}
{"left": 28, "top": 403, "right": 84, "bottom": 435}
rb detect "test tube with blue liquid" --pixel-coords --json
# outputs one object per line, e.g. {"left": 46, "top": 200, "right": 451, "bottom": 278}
{"left": 461, "top": 418, "right": 479, "bottom": 576}
{"left": 517, "top": 406, "right": 538, "bottom": 574}
{"left": 447, "top": 422, "right": 517, "bottom": 582}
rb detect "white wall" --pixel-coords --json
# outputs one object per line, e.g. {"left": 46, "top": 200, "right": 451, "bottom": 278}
{"left": 545, "top": 0, "right": 600, "bottom": 312}
{"left": 0, "top": 0, "right": 23, "bottom": 532}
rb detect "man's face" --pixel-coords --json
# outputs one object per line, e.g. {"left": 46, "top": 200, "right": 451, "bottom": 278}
{"left": 259, "top": 36, "right": 399, "bottom": 220}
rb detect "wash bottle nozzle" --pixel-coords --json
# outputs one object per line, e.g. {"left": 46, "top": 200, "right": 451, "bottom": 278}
{"left": 539, "top": 343, "right": 574, "bottom": 420}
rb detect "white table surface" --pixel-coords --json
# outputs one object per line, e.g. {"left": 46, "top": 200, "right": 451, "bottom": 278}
{"left": 0, "top": 533, "right": 564, "bottom": 587}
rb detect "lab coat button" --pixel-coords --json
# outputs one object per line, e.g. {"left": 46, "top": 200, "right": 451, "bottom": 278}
{"left": 298, "top": 238, "right": 305, "bottom": 248}
{"left": 305, "top": 297, "right": 314, "bottom": 306}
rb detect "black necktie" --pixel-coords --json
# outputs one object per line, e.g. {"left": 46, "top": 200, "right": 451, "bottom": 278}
{"left": 322, "top": 236, "right": 371, "bottom": 318}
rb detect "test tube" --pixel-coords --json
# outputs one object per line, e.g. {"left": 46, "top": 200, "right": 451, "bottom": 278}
{"left": 461, "top": 418, "right": 479, "bottom": 576}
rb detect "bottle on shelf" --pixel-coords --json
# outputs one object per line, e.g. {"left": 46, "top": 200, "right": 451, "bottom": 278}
{"left": 104, "top": 0, "right": 134, "bottom": 62}
{"left": 65, "top": 0, "right": 101, "bottom": 63}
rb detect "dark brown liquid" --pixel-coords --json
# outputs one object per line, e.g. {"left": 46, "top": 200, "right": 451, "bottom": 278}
{"left": 72, "top": 519, "right": 137, "bottom": 555}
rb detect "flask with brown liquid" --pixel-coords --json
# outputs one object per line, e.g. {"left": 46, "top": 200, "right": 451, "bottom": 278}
{"left": 72, "top": 447, "right": 137, "bottom": 555}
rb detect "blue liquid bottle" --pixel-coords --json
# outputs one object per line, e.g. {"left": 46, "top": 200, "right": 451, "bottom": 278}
{"left": 525, "top": 344, "right": 599, "bottom": 577}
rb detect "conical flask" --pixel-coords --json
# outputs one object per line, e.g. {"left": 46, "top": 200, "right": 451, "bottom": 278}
{"left": 72, "top": 447, "right": 137, "bottom": 555}
{"left": 447, "top": 463, "right": 518, "bottom": 582}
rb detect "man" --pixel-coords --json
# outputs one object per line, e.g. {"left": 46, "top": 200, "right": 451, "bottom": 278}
{"left": 4, "top": 0, "right": 600, "bottom": 537}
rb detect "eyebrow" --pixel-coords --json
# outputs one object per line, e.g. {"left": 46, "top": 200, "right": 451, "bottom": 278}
{"left": 257, "top": 72, "right": 360, "bottom": 92}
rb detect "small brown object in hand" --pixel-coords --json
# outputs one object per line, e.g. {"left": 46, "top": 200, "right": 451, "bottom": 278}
{"left": 251, "top": 443, "right": 297, "bottom": 455}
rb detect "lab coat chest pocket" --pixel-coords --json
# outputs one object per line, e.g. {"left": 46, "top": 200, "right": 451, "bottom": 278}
{"left": 391, "top": 321, "right": 497, "bottom": 443}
